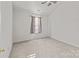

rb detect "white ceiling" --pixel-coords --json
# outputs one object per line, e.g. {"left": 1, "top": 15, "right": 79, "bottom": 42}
{"left": 13, "top": 1, "right": 62, "bottom": 16}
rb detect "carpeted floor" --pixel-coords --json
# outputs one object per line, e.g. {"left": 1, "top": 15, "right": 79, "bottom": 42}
{"left": 10, "top": 37, "right": 79, "bottom": 58}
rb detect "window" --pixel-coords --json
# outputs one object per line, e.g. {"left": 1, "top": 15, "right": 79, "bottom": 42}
{"left": 31, "top": 16, "right": 42, "bottom": 33}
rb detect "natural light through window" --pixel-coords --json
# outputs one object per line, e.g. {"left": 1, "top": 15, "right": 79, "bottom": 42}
{"left": 31, "top": 16, "right": 42, "bottom": 33}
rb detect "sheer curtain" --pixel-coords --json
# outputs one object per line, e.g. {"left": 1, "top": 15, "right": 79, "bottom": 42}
{"left": 31, "top": 16, "right": 42, "bottom": 33}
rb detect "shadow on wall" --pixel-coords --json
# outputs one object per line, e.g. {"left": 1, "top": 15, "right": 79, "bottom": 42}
{"left": 48, "top": 2, "right": 79, "bottom": 47}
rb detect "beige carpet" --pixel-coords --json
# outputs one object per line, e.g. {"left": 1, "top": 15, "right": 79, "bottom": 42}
{"left": 10, "top": 37, "right": 79, "bottom": 58}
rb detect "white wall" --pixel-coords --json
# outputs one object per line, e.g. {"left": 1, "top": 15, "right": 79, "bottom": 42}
{"left": 48, "top": 2, "right": 79, "bottom": 47}
{"left": 13, "top": 7, "right": 49, "bottom": 42}
{"left": 0, "top": 2, "right": 1, "bottom": 42}
{"left": 0, "top": 2, "right": 1, "bottom": 57}
{"left": 0, "top": 2, "right": 13, "bottom": 57}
